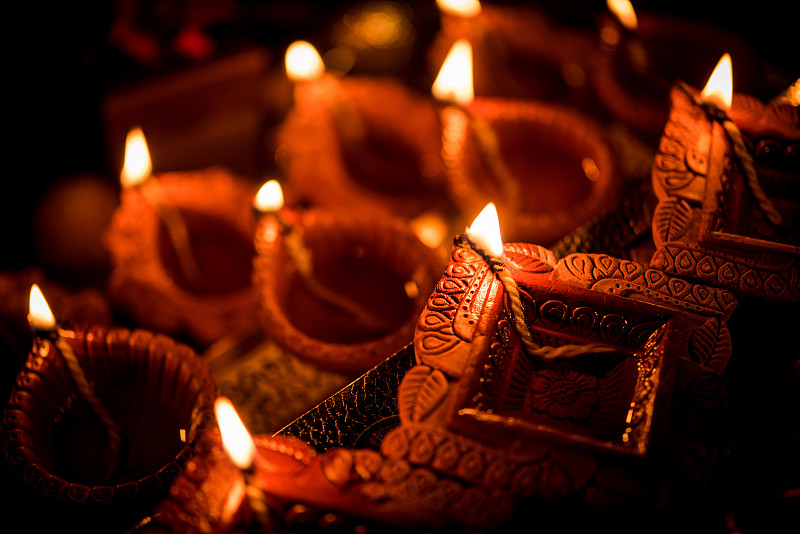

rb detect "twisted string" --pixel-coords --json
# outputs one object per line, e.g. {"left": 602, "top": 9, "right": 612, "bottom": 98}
{"left": 277, "top": 218, "right": 390, "bottom": 332}
{"left": 52, "top": 333, "right": 121, "bottom": 480}
{"left": 461, "top": 236, "right": 618, "bottom": 359}
{"left": 700, "top": 96, "right": 782, "bottom": 227}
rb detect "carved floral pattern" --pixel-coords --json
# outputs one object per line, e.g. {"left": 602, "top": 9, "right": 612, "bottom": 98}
{"left": 529, "top": 364, "right": 600, "bottom": 420}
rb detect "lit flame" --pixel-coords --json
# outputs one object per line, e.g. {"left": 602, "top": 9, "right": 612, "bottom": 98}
{"left": 466, "top": 203, "right": 504, "bottom": 258}
{"left": 28, "top": 284, "right": 56, "bottom": 331}
{"left": 254, "top": 179, "right": 284, "bottom": 213}
{"left": 285, "top": 40, "right": 325, "bottom": 82}
{"left": 436, "top": 0, "right": 481, "bottom": 17}
{"left": 432, "top": 39, "right": 473, "bottom": 105}
{"left": 215, "top": 397, "right": 256, "bottom": 471}
{"left": 701, "top": 53, "right": 733, "bottom": 111}
{"left": 607, "top": 0, "right": 638, "bottom": 31}
{"left": 121, "top": 127, "right": 152, "bottom": 189}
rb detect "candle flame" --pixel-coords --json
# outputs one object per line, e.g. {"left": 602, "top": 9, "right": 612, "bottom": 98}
{"left": 285, "top": 40, "right": 325, "bottom": 82}
{"left": 436, "top": 0, "right": 481, "bottom": 17}
{"left": 607, "top": 0, "right": 638, "bottom": 31}
{"left": 121, "top": 127, "right": 152, "bottom": 189}
{"left": 701, "top": 53, "right": 733, "bottom": 111}
{"left": 432, "top": 39, "right": 473, "bottom": 105}
{"left": 466, "top": 203, "right": 504, "bottom": 258}
{"left": 254, "top": 179, "right": 284, "bottom": 213}
{"left": 28, "top": 284, "right": 56, "bottom": 331}
{"left": 215, "top": 397, "right": 256, "bottom": 471}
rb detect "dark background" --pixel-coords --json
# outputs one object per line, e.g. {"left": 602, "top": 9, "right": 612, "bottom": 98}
{"left": 4, "top": 0, "right": 797, "bottom": 279}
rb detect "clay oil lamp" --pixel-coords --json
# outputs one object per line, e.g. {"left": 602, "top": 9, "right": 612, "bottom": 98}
{"left": 589, "top": 0, "right": 779, "bottom": 142}
{"left": 251, "top": 180, "right": 444, "bottom": 374}
{"left": 146, "top": 397, "right": 479, "bottom": 533}
{"left": 104, "top": 127, "right": 259, "bottom": 348}
{"left": 434, "top": 39, "right": 621, "bottom": 246}
{"left": 395, "top": 202, "right": 737, "bottom": 518}
{"left": 1, "top": 285, "right": 218, "bottom": 511}
{"left": 429, "top": 0, "right": 595, "bottom": 107}
{"left": 276, "top": 40, "right": 450, "bottom": 223}
{"left": 650, "top": 55, "right": 799, "bottom": 302}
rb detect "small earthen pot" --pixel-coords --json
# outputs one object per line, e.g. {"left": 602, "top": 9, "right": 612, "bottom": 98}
{"left": 443, "top": 98, "right": 621, "bottom": 246}
{"left": 1, "top": 323, "right": 218, "bottom": 505}
{"left": 276, "top": 75, "right": 450, "bottom": 221}
{"left": 253, "top": 208, "right": 445, "bottom": 374}
{"left": 104, "top": 166, "right": 259, "bottom": 348}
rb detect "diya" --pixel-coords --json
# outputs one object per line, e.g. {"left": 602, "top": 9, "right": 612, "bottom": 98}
{"left": 276, "top": 41, "right": 450, "bottom": 222}
{"left": 1, "top": 285, "right": 218, "bottom": 510}
{"left": 589, "top": 0, "right": 778, "bottom": 142}
{"left": 104, "top": 128, "right": 260, "bottom": 348}
{"left": 434, "top": 40, "right": 622, "bottom": 246}
{"left": 252, "top": 187, "right": 445, "bottom": 374}
{"left": 144, "top": 205, "right": 738, "bottom": 533}
{"left": 650, "top": 58, "right": 799, "bottom": 301}
{"left": 429, "top": 0, "right": 595, "bottom": 107}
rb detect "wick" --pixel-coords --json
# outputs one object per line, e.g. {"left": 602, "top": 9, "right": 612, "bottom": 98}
{"left": 261, "top": 210, "right": 390, "bottom": 332}
{"left": 461, "top": 235, "right": 618, "bottom": 360}
{"left": 440, "top": 102, "right": 522, "bottom": 214}
{"left": 242, "top": 469, "right": 279, "bottom": 534}
{"left": 44, "top": 327, "right": 121, "bottom": 481}
{"left": 691, "top": 87, "right": 783, "bottom": 227}
{"left": 137, "top": 179, "right": 206, "bottom": 286}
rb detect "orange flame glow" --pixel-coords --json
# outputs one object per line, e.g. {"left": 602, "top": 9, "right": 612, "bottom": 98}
{"left": 285, "top": 41, "right": 325, "bottom": 82}
{"left": 28, "top": 284, "right": 56, "bottom": 331}
{"left": 432, "top": 39, "right": 474, "bottom": 105}
{"left": 701, "top": 53, "right": 733, "bottom": 111}
{"left": 607, "top": 0, "right": 638, "bottom": 31}
{"left": 253, "top": 180, "right": 284, "bottom": 213}
{"left": 215, "top": 397, "right": 256, "bottom": 471}
{"left": 121, "top": 127, "right": 152, "bottom": 189}
{"left": 436, "top": 0, "right": 481, "bottom": 17}
{"left": 466, "top": 203, "right": 504, "bottom": 258}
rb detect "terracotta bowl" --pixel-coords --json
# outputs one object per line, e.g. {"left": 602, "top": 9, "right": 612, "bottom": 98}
{"left": 276, "top": 76, "right": 450, "bottom": 221}
{"left": 444, "top": 98, "right": 620, "bottom": 246}
{"left": 104, "top": 166, "right": 259, "bottom": 348}
{"left": 253, "top": 208, "right": 445, "bottom": 374}
{"left": 1, "top": 323, "right": 218, "bottom": 504}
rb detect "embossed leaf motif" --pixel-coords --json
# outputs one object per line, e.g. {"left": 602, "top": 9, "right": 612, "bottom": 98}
{"left": 397, "top": 366, "right": 449, "bottom": 423}
{"left": 652, "top": 197, "right": 694, "bottom": 243}
{"left": 689, "top": 318, "right": 733, "bottom": 373}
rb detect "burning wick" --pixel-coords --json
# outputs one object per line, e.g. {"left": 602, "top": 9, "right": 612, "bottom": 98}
{"left": 697, "top": 54, "right": 782, "bottom": 226}
{"left": 28, "top": 284, "right": 121, "bottom": 480}
{"left": 215, "top": 397, "right": 278, "bottom": 534}
{"left": 463, "top": 204, "right": 617, "bottom": 359}
{"left": 433, "top": 39, "right": 522, "bottom": 215}
{"left": 122, "top": 127, "right": 206, "bottom": 284}
{"left": 253, "top": 180, "right": 389, "bottom": 332}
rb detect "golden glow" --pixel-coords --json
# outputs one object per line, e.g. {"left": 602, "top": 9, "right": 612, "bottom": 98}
{"left": 701, "top": 53, "right": 733, "bottom": 111}
{"left": 466, "top": 202, "right": 504, "bottom": 258}
{"left": 285, "top": 40, "right": 325, "bottom": 82}
{"left": 412, "top": 212, "right": 448, "bottom": 249}
{"left": 254, "top": 179, "right": 284, "bottom": 213}
{"left": 121, "top": 127, "right": 152, "bottom": 189}
{"left": 432, "top": 39, "right": 473, "bottom": 105}
{"left": 215, "top": 397, "right": 256, "bottom": 471}
{"left": 28, "top": 283, "right": 56, "bottom": 331}
{"left": 436, "top": 0, "right": 481, "bottom": 17}
{"left": 607, "top": 0, "right": 638, "bottom": 31}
